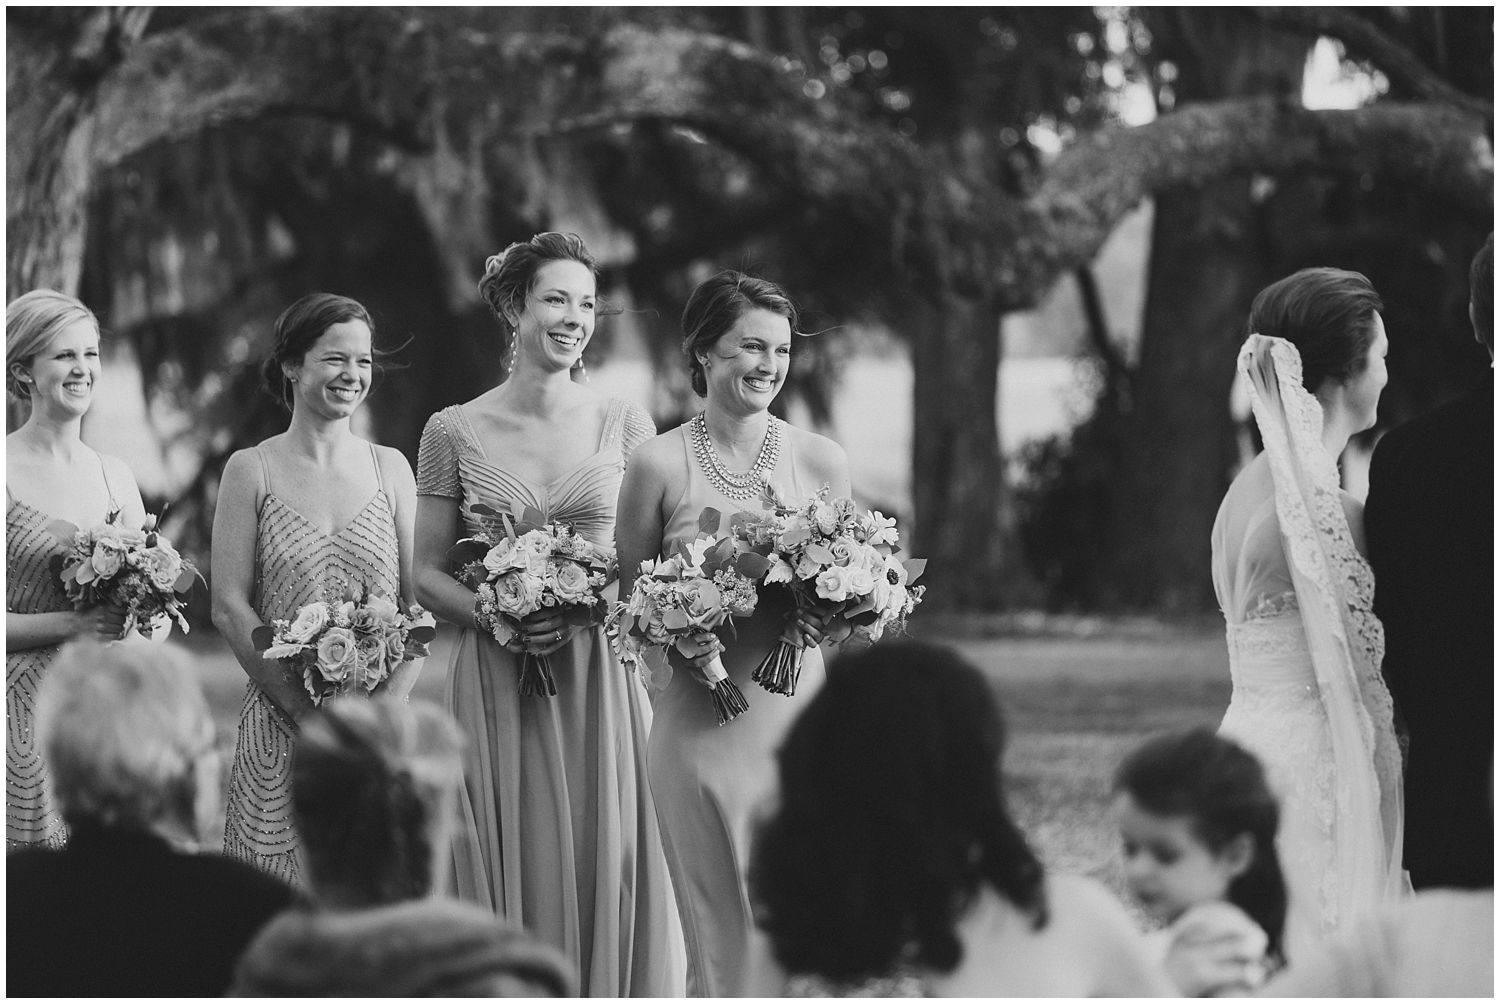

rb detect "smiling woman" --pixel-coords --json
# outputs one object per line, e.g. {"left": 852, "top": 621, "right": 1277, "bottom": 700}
{"left": 412, "top": 233, "right": 683, "bottom": 995}
{"left": 6, "top": 289, "right": 149, "bottom": 849}
{"left": 211, "top": 292, "right": 424, "bottom": 886}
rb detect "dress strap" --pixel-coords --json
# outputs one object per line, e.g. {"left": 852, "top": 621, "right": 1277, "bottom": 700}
{"left": 254, "top": 443, "right": 274, "bottom": 497}
{"left": 367, "top": 440, "right": 386, "bottom": 496}
{"left": 96, "top": 451, "right": 121, "bottom": 517}
{"left": 598, "top": 398, "right": 626, "bottom": 451}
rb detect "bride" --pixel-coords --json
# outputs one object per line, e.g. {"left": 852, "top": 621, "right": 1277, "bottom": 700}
{"left": 1211, "top": 267, "right": 1404, "bottom": 963}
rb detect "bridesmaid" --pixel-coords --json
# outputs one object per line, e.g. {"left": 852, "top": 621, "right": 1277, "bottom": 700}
{"left": 615, "top": 269, "right": 851, "bottom": 995}
{"left": 413, "top": 232, "right": 684, "bottom": 996}
{"left": 212, "top": 293, "right": 422, "bottom": 884}
{"left": 6, "top": 290, "right": 145, "bottom": 849}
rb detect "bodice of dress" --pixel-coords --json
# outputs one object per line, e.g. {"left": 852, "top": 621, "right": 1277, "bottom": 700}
{"left": 418, "top": 399, "right": 653, "bottom": 550}
{"left": 660, "top": 421, "right": 816, "bottom": 555}
{"left": 251, "top": 448, "right": 400, "bottom": 624}
{"left": 6, "top": 499, "right": 73, "bottom": 617}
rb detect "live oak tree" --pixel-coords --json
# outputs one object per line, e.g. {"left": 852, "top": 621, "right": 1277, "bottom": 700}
{"left": 8, "top": 7, "right": 1490, "bottom": 609}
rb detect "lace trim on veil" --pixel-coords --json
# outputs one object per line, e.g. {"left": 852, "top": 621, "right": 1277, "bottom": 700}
{"left": 1240, "top": 334, "right": 1405, "bottom": 908}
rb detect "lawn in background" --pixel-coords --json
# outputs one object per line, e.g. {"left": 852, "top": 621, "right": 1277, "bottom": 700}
{"left": 189, "top": 620, "right": 1230, "bottom": 905}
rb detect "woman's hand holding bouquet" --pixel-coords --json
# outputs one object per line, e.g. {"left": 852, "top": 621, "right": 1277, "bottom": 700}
{"left": 737, "top": 487, "right": 926, "bottom": 696}
{"left": 448, "top": 501, "right": 616, "bottom": 697}
{"left": 609, "top": 509, "right": 769, "bottom": 725}
{"left": 253, "top": 585, "right": 436, "bottom": 707}
{"left": 53, "top": 509, "right": 200, "bottom": 640}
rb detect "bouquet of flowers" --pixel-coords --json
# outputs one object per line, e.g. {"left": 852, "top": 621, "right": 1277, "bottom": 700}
{"left": 736, "top": 487, "right": 926, "bottom": 696}
{"left": 253, "top": 585, "right": 436, "bottom": 707}
{"left": 55, "top": 509, "right": 199, "bottom": 639}
{"left": 448, "top": 501, "right": 616, "bottom": 697}
{"left": 609, "top": 509, "right": 770, "bottom": 725}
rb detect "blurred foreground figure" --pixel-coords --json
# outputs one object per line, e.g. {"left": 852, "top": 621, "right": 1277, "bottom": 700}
{"left": 230, "top": 697, "right": 576, "bottom": 996}
{"left": 748, "top": 640, "right": 1172, "bottom": 996}
{"left": 1258, "top": 887, "right": 1493, "bottom": 996}
{"left": 7, "top": 641, "right": 294, "bottom": 996}
{"left": 1364, "top": 233, "right": 1494, "bottom": 890}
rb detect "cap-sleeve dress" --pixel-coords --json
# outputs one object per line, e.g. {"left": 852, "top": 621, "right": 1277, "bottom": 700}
{"left": 416, "top": 397, "right": 684, "bottom": 997}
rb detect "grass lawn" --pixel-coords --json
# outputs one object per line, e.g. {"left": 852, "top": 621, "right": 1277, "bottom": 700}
{"left": 185, "top": 619, "right": 1231, "bottom": 906}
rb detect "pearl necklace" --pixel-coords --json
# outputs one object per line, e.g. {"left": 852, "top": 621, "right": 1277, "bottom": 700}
{"left": 690, "top": 412, "right": 782, "bottom": 501}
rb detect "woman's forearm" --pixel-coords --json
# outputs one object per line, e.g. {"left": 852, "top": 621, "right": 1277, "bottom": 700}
{"left": 6, "top": 610, "right": 82, "bottom": 651}
{"left": 213, "top": 599, "right": 316, "bottom": 722}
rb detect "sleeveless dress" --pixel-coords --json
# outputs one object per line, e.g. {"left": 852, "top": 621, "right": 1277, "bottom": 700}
{"left": 222, "top": 442, "right": 400, "bottom": 885}
{"left": 416, "top": 397, "right": 684, "bottom": 998}
{"left": 647, "top": 421, "right": 829, "bottom": 997}
{"left": 1212, "top": 336, "right": 1403, "bottom": 963}
{"left": 6, "top": 460, "right": 122, "bottom": 849}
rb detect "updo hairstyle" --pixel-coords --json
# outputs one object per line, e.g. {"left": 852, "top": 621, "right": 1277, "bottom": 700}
{"left": 1247, "top": 268, "right": 1383, "bottom": 393}
{"left": 259, "top": 292, "right": 376, "bottom": 412}
{"left": 477, "top": 232, "right": 600, "bottom": 360}
{"left": 680, "top": 270, "right": 799, "bottom": 397}
{"left": 292, "top": 697, "right": 465, "bottom": 908}
{"left": 6, "top": 289, "right": 99, "bottom": 401}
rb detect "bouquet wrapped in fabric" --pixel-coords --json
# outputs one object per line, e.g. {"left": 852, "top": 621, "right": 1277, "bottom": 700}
{"left": 737, "top": 487, "right": 926, "bottom": 696}
{"left": 448, "top": 501, "right": 617, "bottom": 697}
{"left": 253, "top": 586, "right": 436, "bottom": 706}
{"left": 609, "top": 510, "right": 769, "bottom": 725}
{"left": 55, "top": 509, "right": 200, "bottom": 639}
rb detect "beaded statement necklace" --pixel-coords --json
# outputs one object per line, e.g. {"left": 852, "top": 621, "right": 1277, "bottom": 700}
{"left": 689, "top": 411, "right": 782, "bottom": 501}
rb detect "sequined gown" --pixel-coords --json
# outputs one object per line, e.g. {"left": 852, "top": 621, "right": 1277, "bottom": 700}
{"left": 647, "top": 422, "right": 828, "bottom": 997}
{"left": 222, "top": 443, "right": 400, "bottom": 885}
{"left": 417, "top": 399, "right": 684, "bottom": 997}
{"left": 6, "top": 494, "right": 77, "bottom": 849}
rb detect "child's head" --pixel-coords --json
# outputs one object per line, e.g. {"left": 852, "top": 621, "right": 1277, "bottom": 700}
{"left": 1111, "top": 728, "right": 1285, "bottom": 958}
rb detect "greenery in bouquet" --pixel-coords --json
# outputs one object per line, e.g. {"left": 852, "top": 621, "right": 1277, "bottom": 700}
{"left": 448, "top": 500, "right": 616, "bottom": 697}
{"left": 54, "top": 509, "right": 200, "bottom": 639}
{"left": 608, "top": 508, "right": 770, "bottom": 725}
{"left": 734, "top": 486, "right": 926, "bottom": 696}
{"left": 252, "top": 585, "right": 436, "bottom": 707}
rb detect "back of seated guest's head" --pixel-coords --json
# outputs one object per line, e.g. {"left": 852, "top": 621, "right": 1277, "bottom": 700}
{"left": 751, "top": 640, "right": 1046, "bottom": 986}
{"left": 292, "top": 697, "right": 464, "bottom": 908}
{"left": 36, "top": 640, "right": 217, "bottom": 842}
{"left": 1469, "top": 232, "right": 1492, "bottom": 356}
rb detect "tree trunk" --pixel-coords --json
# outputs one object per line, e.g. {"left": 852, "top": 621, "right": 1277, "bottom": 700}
{"left": 1098, "top": 11, "right": 1308, "bottom": 613}
{"left": 6, "top": 9, "right": 149, "bottom": 294}
{"left": 909, "top": 295, "right": 1034, "bottom": 610}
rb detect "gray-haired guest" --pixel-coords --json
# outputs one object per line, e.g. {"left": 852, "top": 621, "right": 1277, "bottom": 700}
{"left": 6, "top": 641, "right": 295, "bottom": 996}
{"left": 230, "top": 696, "right": 577, "bottom": 996}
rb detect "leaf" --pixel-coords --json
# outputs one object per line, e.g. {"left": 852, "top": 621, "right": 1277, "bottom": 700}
{"left": 173, "top": 567, "right": 198, "bottom": 594}
{"left": 521, "top": 505, "right": 547, "bottom": 527}
{"left": 709, "top": 537, "right": 736, "bottom": 566}
{"left": 735, "top": 552, "right": 772, "bottom": 580}
{"left": 251, "top": 625, "right": 276, "bottom": 652}
{"left": 903, "top": 558, "right": 928, "bottom": 583}
{"left": 804, "top": 542, "right": 835, "bottom": 564}
{"left": 406, "top": 624, "right": 437, "bottom": 646}
{"left": 662, "top": 609, "right": 691, "bottom": 631}
{"left": 468, "top": 503, "right": 502, "bottom": 519}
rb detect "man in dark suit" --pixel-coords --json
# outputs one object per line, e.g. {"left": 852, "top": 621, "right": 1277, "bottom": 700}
{"left": 7, "top": 641, "right": 295, "bottom": 996}
{"left": 1364, "top": 233, "right": 1493, "bottom": 890}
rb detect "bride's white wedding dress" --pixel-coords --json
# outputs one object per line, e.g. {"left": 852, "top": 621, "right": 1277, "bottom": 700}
{"left": 1211, "top": 335, "right": 1404, "bottom": 964}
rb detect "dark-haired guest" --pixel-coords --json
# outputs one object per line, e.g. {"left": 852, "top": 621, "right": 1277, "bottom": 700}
{"left": 616, "top": 267, "right": 850, "bottom": 996}
{"left": 413, "top": 233, "right": 681, "bottom": 995}
{"left": 213, "top": 292, "right": 422, "bottom": 885}
{"left": 1365, "top": 233, "right": 1494, "bottom": 890}
{"left": 1114, "top": 728, "right": 1287, "bottom": 994}
{"left": 8, "top": 642, "right": 294, "bottom": 996}
{"left": 748, "top": 641, "right": 1172, "bottom": 996}
{"left": 231, "top": 697, "right": 576, "bottom": 996}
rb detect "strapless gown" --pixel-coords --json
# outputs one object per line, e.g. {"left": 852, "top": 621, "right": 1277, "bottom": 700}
{"left": 417, "top": 399, "right": 684, "bottom": 997}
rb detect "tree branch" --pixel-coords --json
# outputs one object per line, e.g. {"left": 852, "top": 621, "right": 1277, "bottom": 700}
{"left": 1250, "top": 6, "right": 1492, "bottom": 120}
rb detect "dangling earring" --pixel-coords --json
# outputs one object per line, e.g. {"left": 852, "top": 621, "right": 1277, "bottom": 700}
{"left": 501, "top": 332, "right": 518, "bottom": 380}
{"left": 571, "top": 354, "right": 588, "bottom": 385}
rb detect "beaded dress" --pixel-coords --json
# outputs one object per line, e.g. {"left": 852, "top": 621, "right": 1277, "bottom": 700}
{"left": 1212, "top": 336, "right": 1403, "bottom": 962}
{"left": 6, "top": 467, "right": 119, "bottom": 849}
{"left": 416, "top": 398, "right": 684, "bottom": 997}
{"left": 646, "top": 416, "right": 827, "bottom": 997}
{"left": 222, "top": 442, "right": 399, "bottom": 885}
